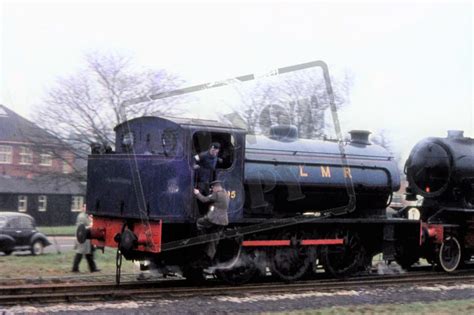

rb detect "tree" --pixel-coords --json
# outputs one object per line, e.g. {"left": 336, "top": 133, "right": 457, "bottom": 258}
{"left": 32, "top": 52, "right": 182, "bottom": 180}
{"left": 370, "top": 129, "right": 404, "bottom": 177}
{"left": 371, "top": 129, "right": 393, "bottom": 153}
{"left": 227, "top": 69, "right": 353, "bottom": 138}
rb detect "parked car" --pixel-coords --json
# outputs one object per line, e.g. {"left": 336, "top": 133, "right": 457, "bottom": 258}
{"left": 0, "top": 212, "right": 51, "bottom": 255}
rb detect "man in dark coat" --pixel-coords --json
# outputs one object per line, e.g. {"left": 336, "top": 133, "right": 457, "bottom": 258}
{"left": 72, "top": 205, "right": 99, "bottom": 273}
{"left": 193, "top": 180, "right": 229, "bottom": 259}
{"left": 193, "top": 142, "right": 222, "bottom": 194}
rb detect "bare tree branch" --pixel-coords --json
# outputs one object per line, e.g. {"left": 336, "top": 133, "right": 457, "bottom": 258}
{"left": 28, "top": 51, "right": 183, "bottom": 181}
{"left": 228, "top": 69, "right": 353, "bottom": 138}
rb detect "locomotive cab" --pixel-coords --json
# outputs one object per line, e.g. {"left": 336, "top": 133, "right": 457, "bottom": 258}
{"left": 191, "top": 128, "right": 246, "bottom": 218}
{"left": 86, "top": 116, "right": 246, "bottom": 223}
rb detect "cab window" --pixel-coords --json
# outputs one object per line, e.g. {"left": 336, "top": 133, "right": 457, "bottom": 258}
{"left": 192, "top": 131, "right": 234, "bottom": 169}
{"left": 117, "top": 125, "right": 182, "bottom": 157}
{"left": 160, "top": 128, "right": 180, "bottom": 157}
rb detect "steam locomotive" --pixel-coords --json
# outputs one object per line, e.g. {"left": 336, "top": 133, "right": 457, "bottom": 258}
{"left": 78, "top": 115, "right": 438, "bottom": 284}
{"left": 404, "top": 130, "right": 474, "bottom": 272}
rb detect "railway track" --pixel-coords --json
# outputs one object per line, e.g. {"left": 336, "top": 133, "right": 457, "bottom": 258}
{"left": 1, "top": 270, "right": 474, "bottom": 306}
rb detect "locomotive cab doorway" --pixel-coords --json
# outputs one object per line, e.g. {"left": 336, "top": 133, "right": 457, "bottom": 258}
{"left": 192, "top": 131, "right": 235, "bottom": 171}
{"left": 191, "top": 130, "right": 245, "bottom": 220}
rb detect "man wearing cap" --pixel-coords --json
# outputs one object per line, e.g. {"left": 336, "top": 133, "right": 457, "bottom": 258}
{"left": 193, "top": 180, "right": 229, "bottom": 259}
{"left": 193, "top": 143, "right": 223, "bottom": 195}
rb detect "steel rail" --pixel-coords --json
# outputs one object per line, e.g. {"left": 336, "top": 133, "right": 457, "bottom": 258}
{"left": 1, "top": 271, "right": 474, "bottom": 306}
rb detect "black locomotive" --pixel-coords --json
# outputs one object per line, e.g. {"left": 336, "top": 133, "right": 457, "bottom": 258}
{"left": 80, "top": 115, "right": 423, "bottom": 284}
{"left": 406, "top": 130, "right": 474, "bottom": 208}
{"left": 404, "top": 130, "right": 474, "bottom": 272}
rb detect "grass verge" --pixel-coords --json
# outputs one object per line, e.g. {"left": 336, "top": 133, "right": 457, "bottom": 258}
{"left": 0, "top": 249, "right": 136, "bottom": 280}
{"left": 273, "top": 299, "right": 474, "bottom": 314}
{"left": 37, "top": 226, "right": 76, "bottom": 236}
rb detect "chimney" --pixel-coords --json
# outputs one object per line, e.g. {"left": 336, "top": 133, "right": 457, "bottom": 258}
{"left": 349, "top": 130, "right": 371, "bottom": 145}
{"left": 447, "top": 130, "right": 464, "bottom": 139}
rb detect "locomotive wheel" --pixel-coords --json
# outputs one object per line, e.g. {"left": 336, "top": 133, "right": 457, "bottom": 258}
{"left": 438, "top": 236, "right": 462, "bottom": 272}
{"left": 270, "top": 234, "right": 312, "bottom": 282}
{"left": 182, "top": 253, "right": 209, "bottom": 284}
{"left": 182, "top": 265, "right": 206, "bottom": 284}
{"left": 321, "top": 230, "right": 366, "bottom": 278}
{"left": 394, "top": 243, "right": 420, "bottom": 270}
{"left": 215, "top": 251, "right": 258, "bottom": 285}
{"left": 214, "top": 237, "right": 257, "bottom": 285}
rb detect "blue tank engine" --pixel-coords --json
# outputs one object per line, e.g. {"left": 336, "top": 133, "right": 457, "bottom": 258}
{"left": 87, "top": 117, "right": 400, "bottom": 223}
{"left": 81, "top": 116, "right": 420, "bottom": 284}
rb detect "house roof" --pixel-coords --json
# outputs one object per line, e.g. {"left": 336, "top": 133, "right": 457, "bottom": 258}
{"left": 0, "top": 175, "right": 85, "bottom": 195}
{"left": 0, "top": 104, "right": 63, "bottom": 146}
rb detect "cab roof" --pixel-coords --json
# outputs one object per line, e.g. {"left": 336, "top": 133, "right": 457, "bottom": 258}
{"left": 114, "top": 116, "right": 246, "bottom": 133}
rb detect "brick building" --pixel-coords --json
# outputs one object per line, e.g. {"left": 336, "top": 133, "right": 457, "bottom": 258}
{"left": 0, "top": 105, "right": 85, "bottom": 226}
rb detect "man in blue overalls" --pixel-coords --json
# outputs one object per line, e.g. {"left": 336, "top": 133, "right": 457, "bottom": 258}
{"left": 193, "top": 142, "right": 222, "bottom": 195}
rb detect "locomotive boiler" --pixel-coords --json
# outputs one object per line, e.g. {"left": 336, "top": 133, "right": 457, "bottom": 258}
{"left": 245, "top": 127, "right": 400, "bottom": 216}
{"left": 406, "top": 130, "right": 474, "bottom": 208}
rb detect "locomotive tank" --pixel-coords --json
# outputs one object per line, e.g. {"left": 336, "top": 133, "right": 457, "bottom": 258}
{"left": 243, "top": 129, "right": 400, "bottom": 215}
{"left": 86, "top": 116, "right": 401, "bottom": 226}
{"left": 405, "top": 130, "right": 474, "bottom": 208}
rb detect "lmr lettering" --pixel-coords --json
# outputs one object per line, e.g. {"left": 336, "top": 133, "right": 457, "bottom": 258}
{"left": 298, "top": 165, "right": 352, "bottom": 179}
{"left": 321, "top": 166, "right": 331, "bottom": 178}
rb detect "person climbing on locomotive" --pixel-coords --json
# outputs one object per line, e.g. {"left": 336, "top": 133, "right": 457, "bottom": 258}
{"left": 193, "top": 180, "right": 229, "bottom": 259}
{"left": 193, "top": 142, "right": 223, "bottom": 194}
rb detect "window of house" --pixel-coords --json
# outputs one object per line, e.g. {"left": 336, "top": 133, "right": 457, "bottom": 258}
{"left": 62, "top": 160, "right": 72, "bottom": 174}
{"left": 18, "top": 195, "right": 27, "bottom": 212}
{"left": 39, "top": 152, "right": 52, "bottom": 166}
{"left": 0, "top": 145, "right": 12, "bottom": 164}
{"left": 19, "top": 147, "right": 33, "bottom": 165}
{"left": 71, "top": 196, "right": 84, "bottom": 212}
{"left": 38, "top": 195, "right": 47, "bottom": 212}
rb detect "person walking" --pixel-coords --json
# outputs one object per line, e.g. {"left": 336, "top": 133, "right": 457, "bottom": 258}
{"left": 72, "top": 205, "right": 99, "bottom": 273}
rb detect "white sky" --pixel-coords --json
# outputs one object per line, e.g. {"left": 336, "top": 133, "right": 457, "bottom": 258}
{"left": 0, "top": 0, "right": 472, "bottom": 162}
